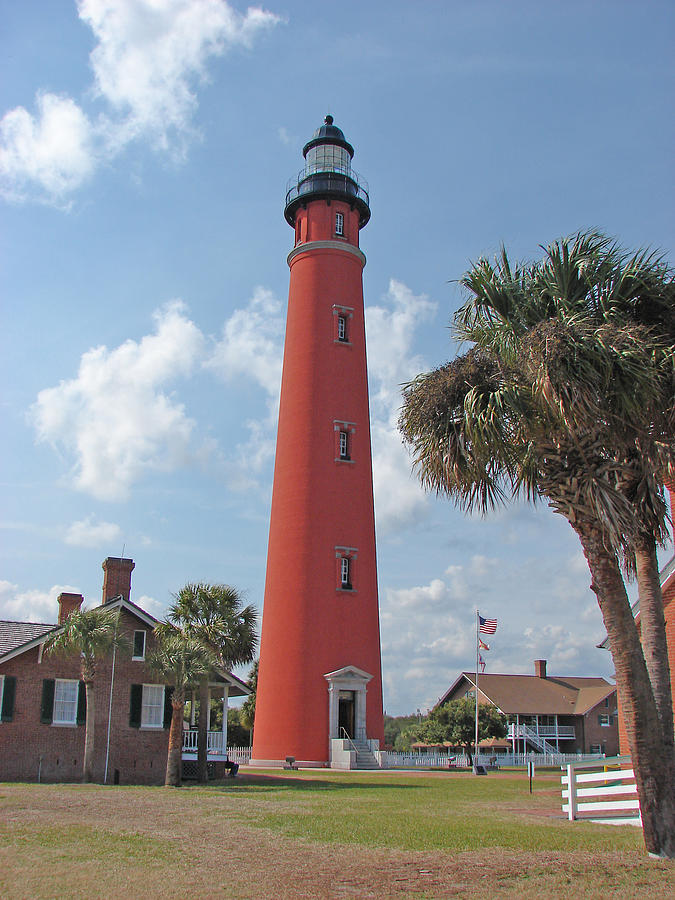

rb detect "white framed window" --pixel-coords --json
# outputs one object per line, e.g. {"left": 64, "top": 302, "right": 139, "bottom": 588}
{"left": 590, "top": 743, "right": 602, "bottom": 754}
{"left": 335, "top": 212, "right": 344, "bottom": 236}
{"left": 339, "top": 430, "right": 349, "bottom": 459}
{"left": 340, "top": 556, "right": 351, "bottom": 588}
{"left": 132, "top": 630, "right": 146, "bottom": 660}
{"left": 141, "top": 684, "right": 165, "bottom": 728}
{"left": 53, "top": 679, "right": 79, "bottom": 725}
{"left": 337, "top": 315, "right": 347, "bottom": 341}
{"left": 598, "top": 713, "right": 611, "bottom": 727}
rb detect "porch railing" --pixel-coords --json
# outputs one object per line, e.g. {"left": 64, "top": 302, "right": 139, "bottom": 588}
{"left": 508, "top": 724, "right": 576, "bottom": 740}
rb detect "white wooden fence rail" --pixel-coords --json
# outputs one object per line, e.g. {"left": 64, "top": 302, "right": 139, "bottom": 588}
{"left": 561, "top": 755, "right": 641, "bottom": 825}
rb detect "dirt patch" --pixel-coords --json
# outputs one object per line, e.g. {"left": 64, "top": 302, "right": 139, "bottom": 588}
{"left": 1, "top": 780, "right": 672, "bottom": 899}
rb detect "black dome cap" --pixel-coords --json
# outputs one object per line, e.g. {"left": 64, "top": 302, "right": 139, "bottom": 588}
{"left": 303, "top": 115, "right": 354, "bottom": 159}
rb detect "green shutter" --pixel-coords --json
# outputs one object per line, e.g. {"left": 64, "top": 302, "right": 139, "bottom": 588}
{"left": 129, "top": 684, "right": 142, "bottom": 728}
{"left": 1, "top": 676, "right": 16, "bottom": 722}
{"left": 40, "top": 679, "right": 55, "bottom": 724}
{"left": 76, "top": 682, "right": 87, "bottom": 725}
{"left": 163, "top": 686, "right": 173, "bottom": 729}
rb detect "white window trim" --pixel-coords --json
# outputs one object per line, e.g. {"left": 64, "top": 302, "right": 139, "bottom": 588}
{"left": 332, "top": 305, "right": 354, "bottom": 345}
{"left": 53, "top": 678, "right": 79, "bottom": 726}
{"left": 334, "top": 421, "right": 356, "bottom": 463}
{"left": 335, "top": 546, "right": 358, "bottom": 592}
{"left": 340, "top": 556, "right": 351, "bottom": 587}
{"left": 599, "top": 713, "right": 611, "bottom": 727}
{"left": 335, "top": 211, "right": 344, "bottom": 236}
{"left": 141, "top": 683, "right": 165, "bottom": 729}
{"left": 132, "top": 630, "right": 147, "bottom": 661}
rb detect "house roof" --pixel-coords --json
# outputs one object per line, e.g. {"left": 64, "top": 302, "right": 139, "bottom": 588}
{"left": 439, "top": 671, "right": 615, "bottom": 716}
{"left": 0, "top": 596, "right": 159, "bottom": 665}
{"left": 0, "top": 601, "right": 252, "bottom": 697}
{"left": 0, "top": 621, "right": 57, "bottom": 658}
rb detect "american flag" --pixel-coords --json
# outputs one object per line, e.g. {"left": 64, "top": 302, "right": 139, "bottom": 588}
{"left": 479, "top": 616, "right": 498, "bottom": 634}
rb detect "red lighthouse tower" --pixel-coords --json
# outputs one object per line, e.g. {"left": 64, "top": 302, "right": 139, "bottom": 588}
{"left": 251, "top": 116, "right": 384, "bottom": 768}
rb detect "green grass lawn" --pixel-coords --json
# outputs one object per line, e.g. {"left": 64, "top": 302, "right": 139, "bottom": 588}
{"left": 1, "top": 770, "right": 672, "bottom": 899}
{"left": 227, "top": 769, "right": 640, "bottom": 852}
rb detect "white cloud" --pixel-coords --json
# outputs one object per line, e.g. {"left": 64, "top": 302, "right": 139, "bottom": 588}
{"left": 0, "top": 1, "right": 281, "bottom": 203}
{"left": 31, "top": 301, "right": 205, "bottom": 501}
{"left": 208, "top": 286, "right": 284, "bottom": 401}
{"left": 379, "top": 547, "right": 614, "bottom": 715}
{"left": 64, "top": 516, "right": 123, "bottom": 548}
{"left": 0, "top": 580, "right": 80, "bottom": 624}
{"left": 0, "top": 93, "right": 95, "bottom": 203}
{"left": 81, "top": 0, "right": 280, "bottom": 153}
{"left": 366, "top": 279, "right": 438, "bottom": 533}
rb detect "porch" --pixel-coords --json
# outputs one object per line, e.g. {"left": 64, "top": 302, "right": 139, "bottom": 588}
{"left": 508, "top": 717, "right": 576, "bottom": 753}
{"left": 180, "top": 668, "right": 251, "bottom": 762}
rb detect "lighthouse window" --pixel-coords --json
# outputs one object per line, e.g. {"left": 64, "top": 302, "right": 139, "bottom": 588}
{"left": 339, "top": 430, "right": 349, "bottom": 459}
{"left": 340, "top": 557, "right": 352, "bottom": 589}
{"left": 337, "top": 316, "right": 347, "bottom": 341}
{"left": 335, "top": 212, "right": 344, "bottom": 236}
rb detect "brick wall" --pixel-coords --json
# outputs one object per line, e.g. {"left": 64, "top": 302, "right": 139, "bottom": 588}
{"left": 0, "top": 608, "right": 170, "bottom": 784}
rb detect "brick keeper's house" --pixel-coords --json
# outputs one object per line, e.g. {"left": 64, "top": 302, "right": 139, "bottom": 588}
{"left": 0, "top": 557, "right": 249, "bottom": 784}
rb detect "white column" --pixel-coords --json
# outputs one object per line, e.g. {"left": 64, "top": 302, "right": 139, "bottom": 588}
{"left": 221, "top": 685, "right": 229, "bottom": 753}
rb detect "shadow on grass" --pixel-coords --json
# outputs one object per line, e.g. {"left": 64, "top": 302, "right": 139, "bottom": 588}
{"left": 191, "top": 773, "right": 426, "bottom": 794}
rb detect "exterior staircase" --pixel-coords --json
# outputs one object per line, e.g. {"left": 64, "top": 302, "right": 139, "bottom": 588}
{"left": 518, "top": 724, "right": 558, "bottom": 754}
{"left": 351, "top": 737, "right": 380, "bottom": 769}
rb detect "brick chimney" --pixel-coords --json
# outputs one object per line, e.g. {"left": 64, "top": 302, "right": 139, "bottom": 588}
{"left": 534, "top": 659, "right": 547, "bottom": 679}
{"left": 58, "top": 592, "right": 84, "bottom": 624}
{"left": 102, "top": 557, "right": 135, "bottom": 604}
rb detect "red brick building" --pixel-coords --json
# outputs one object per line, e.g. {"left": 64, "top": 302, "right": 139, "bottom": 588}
{"left": 0, "top": 557, "right": 249, "bottom": 784}
{"left": 439, "top": 660, "right": 619, "bottom": 756}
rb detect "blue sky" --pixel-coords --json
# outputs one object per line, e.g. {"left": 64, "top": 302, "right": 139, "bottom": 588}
{"left": 1, "top": 0, "right": 673, "bottom": 715}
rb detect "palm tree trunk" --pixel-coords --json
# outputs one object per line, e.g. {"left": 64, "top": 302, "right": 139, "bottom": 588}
{"left": 165, "top": 695, "right": 184, "bottom": 787}
{"left": 83, "top": 680, "right": 95, "bottom": 783}
{"left": 635, "top": 536, "right": 674, "bottom": 748}
{"left": 577, "top": 524, "right": 675, "bottom": 858}
{"left": 197, "top": 676, "right": 209, "bottom": 784}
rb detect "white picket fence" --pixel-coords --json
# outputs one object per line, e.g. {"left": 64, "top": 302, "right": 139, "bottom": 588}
{"left": 561, "top": 756, "right": 641, "bottom": 826}
{"left": 384, "top": 751, "right": 604, "bottom": 769}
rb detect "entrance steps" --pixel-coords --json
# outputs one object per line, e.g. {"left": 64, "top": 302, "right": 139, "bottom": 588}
{"left": 351, "top": 738, "right": 381, "bottom": 769}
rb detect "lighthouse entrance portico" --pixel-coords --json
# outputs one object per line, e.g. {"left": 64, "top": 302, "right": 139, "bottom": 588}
{"left": 326, "top": 666, "right": 382, "bottom": 769}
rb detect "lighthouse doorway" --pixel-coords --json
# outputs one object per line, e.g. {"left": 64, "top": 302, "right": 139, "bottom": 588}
{"left": 338, "top": 691, "right": 356, "bottom": 738}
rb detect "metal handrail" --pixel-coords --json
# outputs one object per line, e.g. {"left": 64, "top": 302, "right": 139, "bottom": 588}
{"left": 339, "top": 727, "right": 359, "bottom": 756}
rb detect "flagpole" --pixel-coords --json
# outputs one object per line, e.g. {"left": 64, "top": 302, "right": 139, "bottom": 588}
{"left": 475, "top": 609, "right": 479, "bottom": 773}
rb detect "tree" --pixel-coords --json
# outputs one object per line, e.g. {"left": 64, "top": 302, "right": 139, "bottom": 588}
{"left": 166, "top": 583, "right": 258, "bottom": 783}
{"left": 147, "top": 624, "right": 215, "bottom": 787}
{"left": 399, "top": 232, "right": 675, "bottom": 857}
{"left": 418, "top": 698, "right": 507, "bottom": 764}
{"left": 239, "top": 659, "right": 258, "bottom": 734}
{"left": 44, "top": 607, "right": 128, "bottom": 783}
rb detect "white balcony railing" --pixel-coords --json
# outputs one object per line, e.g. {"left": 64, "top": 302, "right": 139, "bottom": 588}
{"left": 508, "top": 724, "right": 576, "bottom": 740}
{"left": 182, "top": 730, "right": 225, "bottom": 756}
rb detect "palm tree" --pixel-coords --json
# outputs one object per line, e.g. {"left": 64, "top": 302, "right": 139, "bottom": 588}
{"left": 44, "top": 607, "right": 128, "bottom": 783}
{"left": 147, "top": 624, "right": 215, "bottom": 787}
{"left": 399, "top": 232, "right": 675, "bottom": 857}
{"left": 167, "top": 583, "right": 258, "bottom": 783}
